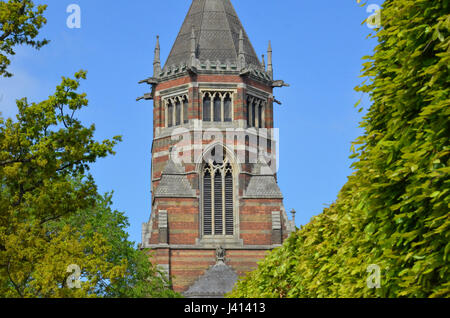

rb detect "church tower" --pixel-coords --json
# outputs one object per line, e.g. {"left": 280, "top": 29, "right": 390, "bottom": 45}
{"left": 139, "top": 0, "right": 294, "bottom": 297}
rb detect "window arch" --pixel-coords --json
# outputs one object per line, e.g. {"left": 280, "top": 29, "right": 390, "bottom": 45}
{"left": 246, "top": 96, "right": 252, "bottom": 127}
{"left": 202, "top": 91, "right": 234, "bottom": 123}
{"left": 203, "top": 93, "right": 211, "bottom": 122}
{"left": 175, "top": 98, "right": 181, "bottom": 126}
{"left": 258, "top": 104, "right": 264, "bottom": 128}
{"left": 246, "top": 95, "right": 266, "bottom": 128}
{"left": 213, "top": 94, "right": 221, "bottom": 122}
{"left": 202, "top": 153, "right": 234, "bottom": 237}
{"left": 164, "top": 94, "right": 188, "bottom": 128}
{"left": 183, "top": 96, "right": 189, "bottom": 124}
{"left": 167, "top": 100, "right": 174, "bottom": 127}
{"left": 251, "top": 101, "right": 256, "bottom": 127}
{"left": 224, "top": 93, "right": 232, "bottom": 122}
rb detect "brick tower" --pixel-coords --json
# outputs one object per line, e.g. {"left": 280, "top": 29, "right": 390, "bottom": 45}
{"left": 139, "top": 0, "right": 294, "bottom": 297}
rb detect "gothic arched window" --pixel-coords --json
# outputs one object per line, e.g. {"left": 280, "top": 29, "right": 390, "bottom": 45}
{"left": 224, "top": 94, "right": 232, "bottom": 122}
{"left": 203, "top": 94, "right": 211, "bottom": 122}
{"left": 246, "top": 95, "right": 266, "bottom": 128}
{"left": 251, "top": 102, "right": 256, "bottom": 127}
{"left": 167, "top": 100, "right": 173, "bottom": 127}
{"left": 246, "top": 97, "right": 251, "bottom": 127}
{"left": 258, "top": 104, "right": 264, "bottom": 128}
{"left": 202, "top": 91, "right": 233, "bottom": 123}
{"left": 164, "top": 94, "right": 188, "bottom": 128}
{"left": 175, "top": 99, "right": 181, "bottom": 126}
{"left": 202, "top": 158, "right": 234, "bottom": 236}
{"left": 213, "top": 95, "right": 221, "bottom": 122}
{"left": 183, "top": 96, "right": 189, "bottom": 124}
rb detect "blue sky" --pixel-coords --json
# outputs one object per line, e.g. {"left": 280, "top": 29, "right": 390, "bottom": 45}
{"left": 0, "top": 0, "right": 383, "bottom": 245}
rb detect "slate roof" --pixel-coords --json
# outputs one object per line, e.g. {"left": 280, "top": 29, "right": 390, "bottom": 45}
{"left": 154, "top": 160, "right": 196, "bottom": 198}
{"left": 183, "top": 262, "right": 238, "bottom": 298}
{"left": 244, "top": 161, "right": 283, "bottom": 199}
{"left": 163, "top": 0, "right": 263, "bottom": 72}
{"left": 245, "top": 175, "right": 283, "bottom": 199}
{"left": 163, "top": 158, "right": 184, "bottom": 175}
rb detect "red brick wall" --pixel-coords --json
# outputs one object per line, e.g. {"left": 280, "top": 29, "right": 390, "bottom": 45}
{"left": 152, "top": 198, "right": 199, "bottom": 245}
{"left": 147, "top": 73, "right": 285, "bottom": 294}
{"left": 169, "top": 248, "right": 270, "bottom": 293}
{"left": 170, "top": 249, "right": 215, "bottom": 292}
{"left": 148, "top": 196, "right": 286, "bottom": 292}
{"left": 239, "top": 198, "right": 284, "bottom": 245}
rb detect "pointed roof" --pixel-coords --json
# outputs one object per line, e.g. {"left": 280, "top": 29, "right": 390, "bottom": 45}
{"left": 245, "top": 162, "right": 283, "bottom": 199}
{"left": 162, "top": 158, "right": 184, "bottom": 175}
{"left": 154, "top": 159, "right": 196, "bottom": 198}
{"left": 245, "top": 175, "right": 283, "bottom": 199}
{"left": 163, "top": 0, "right": 263, "bottom": 72}
{"left": 183, "top": 262, "right": 238, "bottom": 298}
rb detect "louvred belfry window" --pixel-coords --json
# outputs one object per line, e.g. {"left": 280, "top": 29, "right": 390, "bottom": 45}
{"left": 214, "top": 170, "right": 223, "bottom": 235}
{"left": 203, "top": 170, "right": 212, "bottom": 235}
{"left": 224, "top": 169, "right": 233, "bottom": 235}
{"left": 202, "top": 158, "right": 234, "bottom": 237}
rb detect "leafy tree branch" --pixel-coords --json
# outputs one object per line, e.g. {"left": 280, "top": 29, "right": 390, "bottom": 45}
{"left": 0, "top": 0, "right": 48, "bottom": 77}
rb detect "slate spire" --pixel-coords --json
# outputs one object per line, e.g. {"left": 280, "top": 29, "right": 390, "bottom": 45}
{"left": 163, "top": 0, "right": 262, "bottom": 72}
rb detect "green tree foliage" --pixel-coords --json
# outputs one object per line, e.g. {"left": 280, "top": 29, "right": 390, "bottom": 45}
{"left": 229, "top": 0, "right": 449, "bottom": 298}
{"left": 0, "top": 70, "right": 180, "bottom": 297}
{"left": 50, "top": 190, "right": 181, "bottom": 298}
{"left": 0, "top": 0, "right": 48, "bottom": 77}
{"left": 0, "top": 0, "right": 178, "bottom": 298}
{"left": 0, "top": 71, "right": 126, "bottom": 297}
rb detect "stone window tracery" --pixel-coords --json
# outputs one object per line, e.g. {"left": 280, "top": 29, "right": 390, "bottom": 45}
{"left": 202, "top": 151, "right": 234, "bottom": 237}
{"left": 164, "top": 94, "right": 189, "bottom": 128}
{"left": 202, "top": 91, "right": 234, "bottom": 123}
{"left": 246, "top": 95, "right": 266, "bottom": 128}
